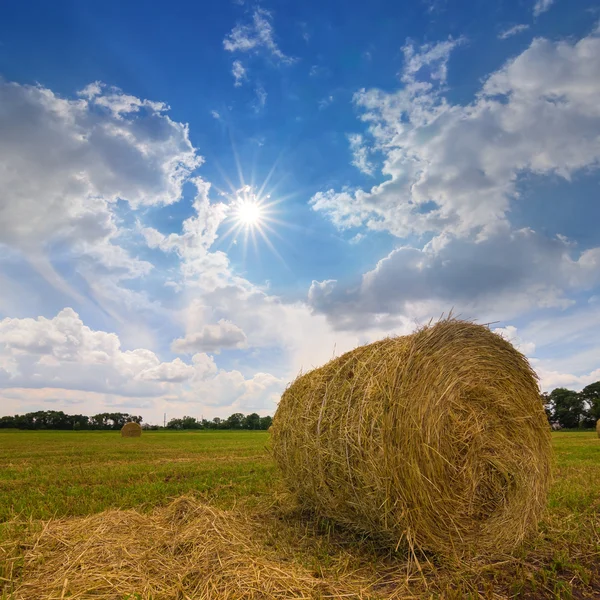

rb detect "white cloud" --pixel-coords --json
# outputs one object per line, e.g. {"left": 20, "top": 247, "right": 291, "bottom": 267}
{"left": 232, "top": 60, "right": 247, "bottom": 87}
{"left": 172, "top": 319, "right": 247, "bottom": 354}
{"left": 310, "top": 30, "right": 600, "bottom": 240}
{"left": 0, "top": 79, "right": 200, "bottom": 300}
{"left": 308, "top": 227, "right": 600, "bottom": 330}
{"left": 0, "top": 308, "right": 285, "bottom": 420}
{"left": 348, "top": 133, "right": 375, "bottom": 175}
{"left": 401, "top": 37, "right": 464, "bottom": 84}
{"left": 318, "top": 95, "right": 334, "bottom": 110}
{"left": 254, "top": 85, "right": 267, "bottom": 111}
{"left": 533, "top": 0, "right": 554, "bottom": 17}
{"left": 223, "top": 8, "right": 295, "bottom": 64}
{"left": 498, "top": 24, "right": 530, "bottom": 39}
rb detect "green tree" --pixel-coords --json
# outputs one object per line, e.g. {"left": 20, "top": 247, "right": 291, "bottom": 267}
{"left": 549, "top": 388, "right": 585, "bottom": 429}
{"left": 225, "top": 413, "right": 245, "bottom": 429}
{"left": 580, "top": 381, "right": 600, "bottom": 421}
{"left": 244, "top": 413, "right": 261, "bottom": 430}
{"left": 259, "top": 415, "right": 273, "bottom": 430}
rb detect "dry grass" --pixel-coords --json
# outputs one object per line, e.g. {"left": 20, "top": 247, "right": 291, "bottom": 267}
{"left": 121, "top": 422, "right": 142, "bottom": 438}
{"left": 2, "top": 497, "right": 375, "bottom": 600}
{"left": 2, "top": 492, "right": 598, "bottom": 600}
{"left": 272, "top": 319, "right": 552, "bottom": 559}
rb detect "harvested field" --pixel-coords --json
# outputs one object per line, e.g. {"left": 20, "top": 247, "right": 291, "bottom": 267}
{"left": 0, "top": 430, "right": 599, "bottom": 599}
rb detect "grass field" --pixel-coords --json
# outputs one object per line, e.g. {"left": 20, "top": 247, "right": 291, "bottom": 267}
{"left": 1, "top": 430, "right": 599, "bottom": 599}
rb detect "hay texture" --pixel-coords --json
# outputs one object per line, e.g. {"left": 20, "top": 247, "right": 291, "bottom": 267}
{"left": 121, "top": 421, "right": 142, "bottom": 437}
{"left": 272, "top": 319, "right": 552, "bottom": 559}
{"left": 597, "top": 419, "right": 600, "bottom": 439}
{"left": 6, "top": 498, "right": 368, "bottom": 600}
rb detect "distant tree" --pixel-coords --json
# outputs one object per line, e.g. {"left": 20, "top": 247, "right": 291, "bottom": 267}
{"left": 259, "top": 415, "right": 273, "bottom": 430}
{"left": 0, "top": 415, "right": 16, "bottom": 428}
{"left": 181, "top": 416, "right": 201, "bottom": 429}
{"left": 212, "top": 417, "right": 222, "bottom": 429}
{"left": 225, "top": 413, "right": 245, "bottom": 429}
{"left": 549, "top": 388, "right": 585, "bottom": 429}
{"left": 580, "top": 381, "right": 600, "bottom": 421}
{"left": 244, "top": 413, "right": 261, "bottom": 430}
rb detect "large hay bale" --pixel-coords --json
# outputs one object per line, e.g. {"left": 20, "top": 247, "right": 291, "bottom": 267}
{"left": 121, "top": 422, "right": 142, "bottom": 438}
{"left": 272, "top": 320, "right": 552, "bottom": 558}
{"left": 596, "top": 419, "right": 600, "bottom": 439}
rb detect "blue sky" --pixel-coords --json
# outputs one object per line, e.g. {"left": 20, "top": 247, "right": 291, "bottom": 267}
{"left": 0, "top": 0, "right": 599, "bottom": 423}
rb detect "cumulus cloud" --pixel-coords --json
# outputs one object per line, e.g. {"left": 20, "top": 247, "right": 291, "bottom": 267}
{"left": 0, "top": 308, "right": 285, "bottom": 419}
{"left": 498, "top": 24, "right": 530, "bottom": 39}
{"left": 172, "top": 319, "right": 247, "bottom": 354}
{"left": 310, "top": 30, "right": 600, "bottom": 239}
{"left": 0, "top": 78, "right": 201, "bottom": 309}
{"left": 223, "top": 8, "right": 295, "bottom": 64}
{"left": 348, "top": 133, "right": 375, "bottom": 175}
{"left": 308, "top": 227, "right": 600, "bottom": 330}
{"left": 0, "top": 80, "right": 199, "bottom": 251}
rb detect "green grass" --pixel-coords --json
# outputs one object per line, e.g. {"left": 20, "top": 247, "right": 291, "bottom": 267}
{"left": 0, "top": 429, "right": 598, "bottom": 598}
{"left": 0, "top": 430, "right": 275, "bottom": 521}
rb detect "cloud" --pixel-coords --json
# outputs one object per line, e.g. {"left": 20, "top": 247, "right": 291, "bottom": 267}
{"left": 401, "top": 37, "right": 464, "bottom": 85}
{"left": 254, "top": 85, "right": 267, "bottom": 111}
{"left": 0, "top": 308, "right": 284, "bottom": 419}
{"left": 310, "top": 30, "right": 600, "bottom": 239}
{"left": 223, "top": 8, "right": 295, "bottom": 64}
{"left": 232, "top": 60, "right": 247, "bottom": 86}
{"left": 0, "top": 308, "right": 191, "bottom": 394}
{"left": 498, "top": 24, "right": 530, "bottom": 39}
{"left": 318, "top": 95, "right": 334, "bottom": 110}
{"left": 172, "top": 319, "right": 247, "bottom": 354}
{"left": 348, "top": 133, "right": 375, "bottom": 175}
{"left": 0, "top": 79, "right": 200, "bottom": 305}
{"left": 308, "top": 227, "right": 600, "bottom": 330}
{"left": 533, "top": 0, "right": 554, "bottom": 17}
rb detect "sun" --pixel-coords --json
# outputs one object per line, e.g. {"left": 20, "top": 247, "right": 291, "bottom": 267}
{"left": 216, "top": 182, "right": 291, "bottom": 265}
{"left": 235, "top": 200, "right": 263, "bottom": 227}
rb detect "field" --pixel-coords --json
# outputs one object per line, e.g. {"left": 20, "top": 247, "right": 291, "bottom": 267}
{"left": 1, "top": 430, "right": 599, "bottom": 599}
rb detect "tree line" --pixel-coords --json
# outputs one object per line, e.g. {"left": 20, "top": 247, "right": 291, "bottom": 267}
{"left": 2, "top": 382, "right": 598, "bottom": 432}
{"left": 543, "top": 381, "right": 600, "bottom": 429}
{"left": 0, "top": 411, "right": 142, "bottom": 430}
{"left": 164, "top": 413, "right": 273, "bottom": 430}
{"left": 0, "top": 410, "right": 273, "bottom": 431}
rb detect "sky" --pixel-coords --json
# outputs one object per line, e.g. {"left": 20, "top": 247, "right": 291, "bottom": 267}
{"left": 0, "top": 0, "right": 599, "bottom": 424}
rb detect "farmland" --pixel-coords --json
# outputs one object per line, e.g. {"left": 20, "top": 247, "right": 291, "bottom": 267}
{"left": 1, "top": 429, "right": 599, "bottom": 599}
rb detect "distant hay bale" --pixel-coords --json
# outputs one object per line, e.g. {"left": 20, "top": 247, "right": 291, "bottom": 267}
{"left": 272, "top": 319, "right": 552, "bottom": 559}
{"left": 121, "top": 422, "right": 142, "bottom": 438}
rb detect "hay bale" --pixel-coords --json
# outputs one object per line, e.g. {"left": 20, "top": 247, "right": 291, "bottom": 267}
{"left": 272, "top": 319, "right": 552, "bottom": 558}
{"left": 596, "top": 419, "right": 600, "bottom": 439}
{"left": 121, "top": 421, "right": 142, "bottom": 437}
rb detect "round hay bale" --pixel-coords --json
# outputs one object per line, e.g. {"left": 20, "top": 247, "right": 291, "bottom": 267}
{"left": 272, "top": 320, "right": 552, "bottom": 558}
{"left": 121, "top": 422, "right": 142, "bottom": 438}
{"left": 596, "top": 419, "right": 600, "bottom": 439}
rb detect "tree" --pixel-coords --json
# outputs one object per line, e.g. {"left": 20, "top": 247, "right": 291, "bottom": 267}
{"left": 549, "top": 388, "right": 585, "bottom": 429}
{"left": 259, "top": 415, "right": 273, "bottom": 430}
{"left": 225, "top": 413, "right": 245, "bottom": 429}
{"left": 580, "top": 381, "right": 600, "bottom": 421}
{"left": 244, "top": 413, "right": 261, "bottom": 430}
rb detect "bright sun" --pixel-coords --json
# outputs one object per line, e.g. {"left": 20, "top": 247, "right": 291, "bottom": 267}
{"left": 236, "top": 201, "right": 262, "bottom": 226}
